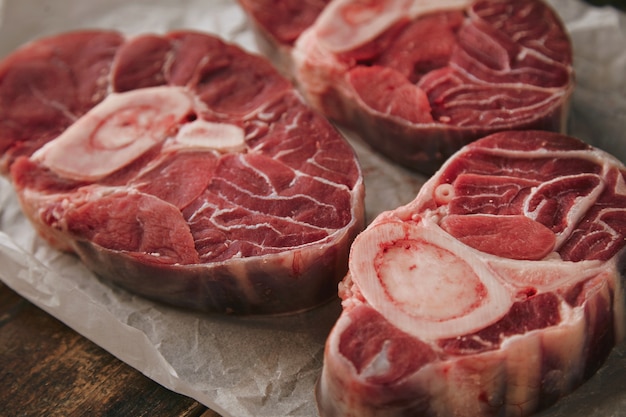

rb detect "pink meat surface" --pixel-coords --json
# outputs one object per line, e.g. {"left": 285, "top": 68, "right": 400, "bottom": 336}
{"left": 0, "top": 30, "right": 365, "bottom": 315}
{"left": 237, "top": 0, "right": 332, "bottom": 74}
{"left": 292, "top": 0, "right": 574, "bottom": 174}
{"left": 317, "top": 130, "right": 626, "bottom": 416}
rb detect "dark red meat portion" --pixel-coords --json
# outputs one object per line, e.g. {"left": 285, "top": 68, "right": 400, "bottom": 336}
{"left": 0, "top": 31, "right": 124, "bottom": 174}
{"left": 238, "top": 0, "right": 331, "bottom": 46}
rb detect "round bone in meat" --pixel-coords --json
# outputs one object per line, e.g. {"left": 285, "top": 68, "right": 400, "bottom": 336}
{"left": 317, "top": 130, "right": 626, "bottom": 417}
{"left": 0, "top": 30, "right": 365, "bottom": 315}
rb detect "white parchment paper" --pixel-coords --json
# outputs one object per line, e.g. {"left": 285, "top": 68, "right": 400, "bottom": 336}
{"left": 0, "top": 1, "right": 624, "bottom": 416}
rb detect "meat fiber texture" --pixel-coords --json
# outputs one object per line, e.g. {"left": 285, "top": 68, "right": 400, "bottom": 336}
{"left": 317, "top": 130, "right": 626, "bottom": 417}
{"left": 0, "top": 29, "right": 365, "bottom": 315}
{"left": 290, "top": 0, "right": 575, "bottom": 175}
{"left": 236, "top": 0, "right": 331, "bottom": 76}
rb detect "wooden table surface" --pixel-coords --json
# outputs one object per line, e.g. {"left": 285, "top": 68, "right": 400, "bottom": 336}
{"left": 0, "top": 281, "right": 222, "bottom": 417}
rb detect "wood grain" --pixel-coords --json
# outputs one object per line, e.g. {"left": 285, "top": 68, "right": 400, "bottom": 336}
{"left": 0, "top": 282, "right": 222, "bottom": 417}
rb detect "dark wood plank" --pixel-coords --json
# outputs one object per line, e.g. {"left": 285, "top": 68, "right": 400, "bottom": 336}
{"left": 0, "top": 281, "right": 221, "bottom": 417}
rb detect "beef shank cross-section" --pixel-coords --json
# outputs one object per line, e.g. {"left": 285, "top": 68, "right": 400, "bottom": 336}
{"left": 237, "top": 0, "right": 332, "bottom": 74}
{"left": 292, "top": 0, "right": 574, "bottom": 174}
{"left": 317, "top": 130, "right": 626, "bottom": 417}
{"left": 0, "top": 30, "right": 365, "bottom": 315}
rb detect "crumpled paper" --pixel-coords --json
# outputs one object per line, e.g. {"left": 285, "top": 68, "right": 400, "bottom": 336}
{"left": 0, "top": 1, "right": 624, "bottom": 416}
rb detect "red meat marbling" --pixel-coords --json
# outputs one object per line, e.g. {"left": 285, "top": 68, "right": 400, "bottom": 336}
{"left": 0, "top": 30, "right": 365, "bottom": 315}
{"left": 292, "top": 0, "right": 574, "bottom": 174}
{"left": 317, "top": 131, "right": 626, "bottom": 417}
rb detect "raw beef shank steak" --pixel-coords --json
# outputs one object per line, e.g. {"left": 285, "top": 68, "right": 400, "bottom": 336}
{"left": 237, "top": 0, "right": 331, "bottom": 74}
{"left": 317, "top": 131, "right": 626, "bottom": 416}
{"left": 0, "top": 30, "right": 365, "bottom": 315}
{"left": 293, "top": 0, "right": 574, "bottom": 174}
